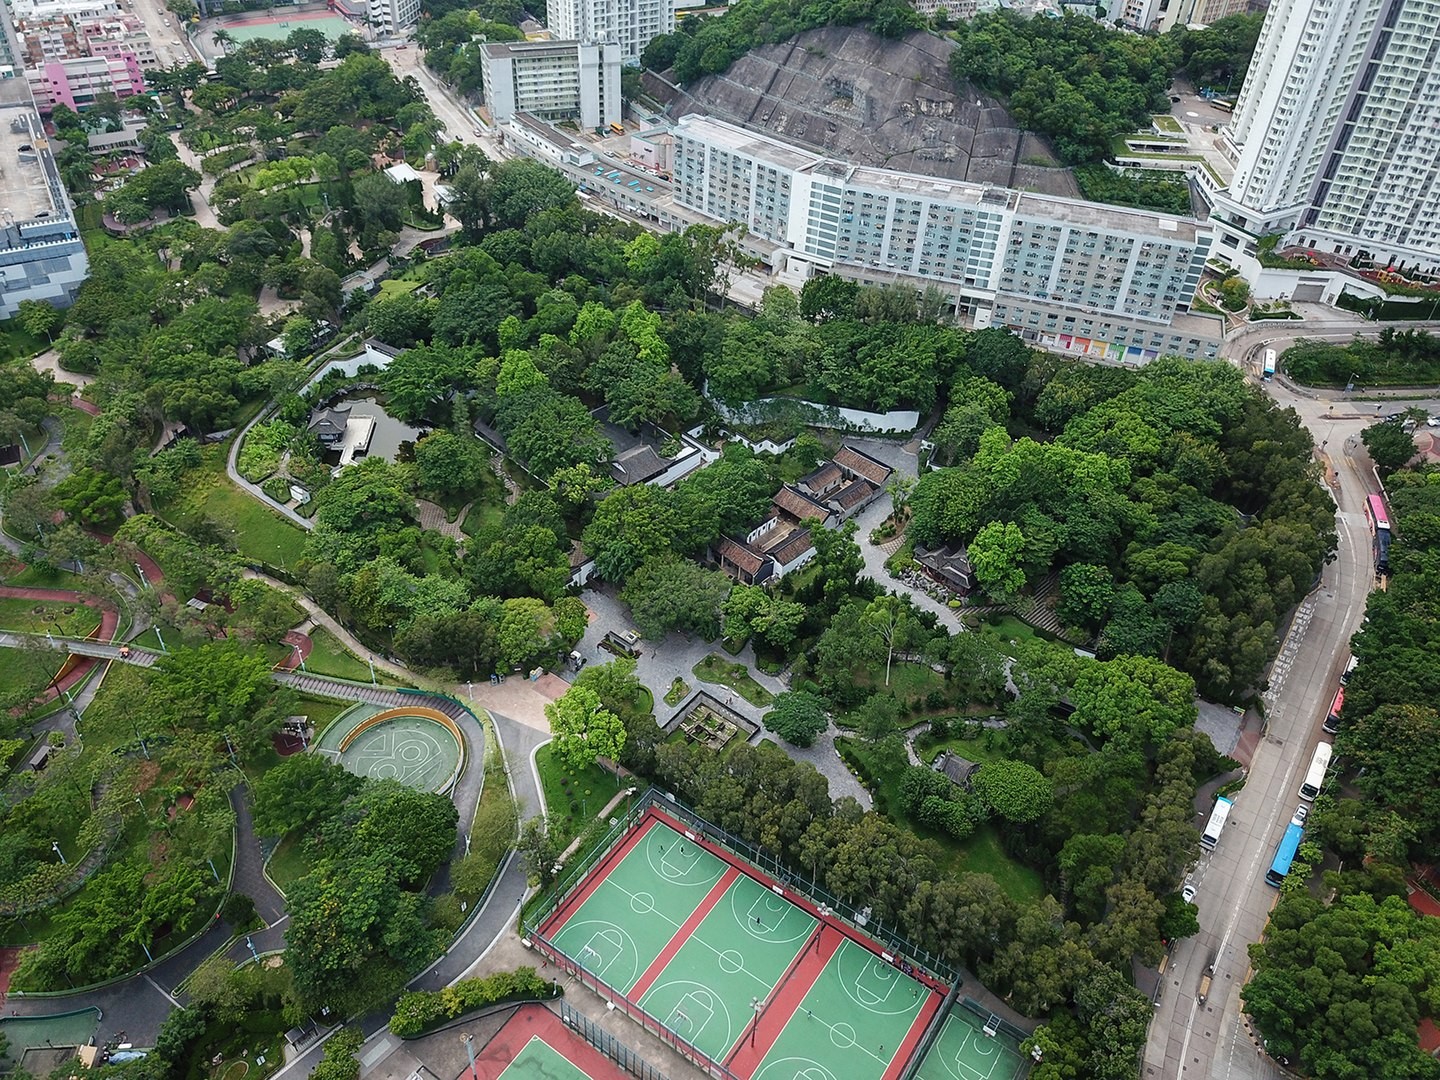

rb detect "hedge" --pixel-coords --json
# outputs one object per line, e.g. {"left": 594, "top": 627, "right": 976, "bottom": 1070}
{"left": 388, "top": 967, "right": 557, "bottom": 1037}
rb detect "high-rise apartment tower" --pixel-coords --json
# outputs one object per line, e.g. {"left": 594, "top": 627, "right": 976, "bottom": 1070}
{"left": 546, "top": 0, "right": 672, "bottom": 65}
{"left": 1209, "top": 0, "right": 1440, "bottom": 273}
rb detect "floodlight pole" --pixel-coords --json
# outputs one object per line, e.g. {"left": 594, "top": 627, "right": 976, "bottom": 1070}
{"left": 461, "top": 1033, "right": 477, "bottom": 1080}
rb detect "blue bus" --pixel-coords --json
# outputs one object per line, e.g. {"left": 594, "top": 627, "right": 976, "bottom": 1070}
{"left": 1265, "top": 819, "right": 1306, "bottom": 887}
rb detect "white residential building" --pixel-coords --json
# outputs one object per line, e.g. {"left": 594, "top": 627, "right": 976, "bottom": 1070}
{"left": 546, "top": 0, "right": 672, "bottom": 65}
{"left": 365, "top": 0, "right": 420, "bottom": 36}
{"left": 671, "top": 115, "right": 1220, "bottom": 361}
{"left": 1207, "top": 0, "right": 1440, "bottom": 274}
{"left": 480, "top": 40, "right": 621, "bottom": 129}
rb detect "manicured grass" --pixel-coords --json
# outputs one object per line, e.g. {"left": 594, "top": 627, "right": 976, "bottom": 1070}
{"left": 957, "top": 825, "right": 1045, "bottom": 905}
{"left": 974, "top": 614, "right": 1046, "bottom": 657}
{"left": 663, "top": 677, "right": 690, "bottom": 707}
{"left": 265, "top": 834, "right": 311, "bottom": 897}
{"left": 0, "top": 647, "right": 60, "bottom": 706}
{"left": 375, "top": 278, "right": 421, "bottom": 300}
{"left": 0, "top": 318, "right": 51, "bottom": 361}
{"left": 294, "top": 694, "right": 354, "bottom": 734}
{"left": 691, "top": 654, "right": 775, "bottom": 707}
{"left": 460, "top": 499, "right": 504, "bottom": 536}
{"left": 0, "top": 596, "right": 107, "bottom": 636}
{"left": 2, "top": 563, "right": 77, "bottom": 589}
{"left": 534, "top": 741, "right": 626, "bottom": 846}
{"left": 302, "top": 626, "right": 372, "bottom": 681}
{"left": 156, "top": 446, "right": 309, "bottom": 571}
{"left": 854, "top": 661, "right": 945, "bottom": 700}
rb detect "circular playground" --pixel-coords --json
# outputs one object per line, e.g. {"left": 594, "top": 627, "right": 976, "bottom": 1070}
{"left": 314, "top": 705, "right": 466, "bottom": 794}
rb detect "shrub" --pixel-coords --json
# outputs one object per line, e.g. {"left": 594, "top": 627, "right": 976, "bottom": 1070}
{"left": 261, "top": 475, "right": 292, "bottom": 503}
{"left": 389, "top": 967, "right": 557, "bottom": 1037}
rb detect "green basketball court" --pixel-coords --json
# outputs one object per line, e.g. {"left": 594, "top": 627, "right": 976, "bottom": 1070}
{"left": 495, "top": 1036, "right": 594, "bottom": 1079}
{"left": 541, "top": 816, "right": 945, "bottom": 1080}
{"left": 913, "top": 1008, "right": 1027, "bottom": 1080}
{"left": 749, "top": 937, "right": 932, "bottom": 1080}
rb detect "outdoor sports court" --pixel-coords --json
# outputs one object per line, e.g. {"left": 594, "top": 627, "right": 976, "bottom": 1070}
{"left": 458, "top": 1003, "right": 629, "bottom": 1079}
{"left": 536, "top": 812, "right": 944, "bottom": 1080}
{"left": 912, "top": 1008, "right": 1027, "bottom": 1080}
{"left": 314, "top": 705, "right": 464, "bottom": 793}
{"left": 219, "top": 11, "right": 357, "bottom": 45}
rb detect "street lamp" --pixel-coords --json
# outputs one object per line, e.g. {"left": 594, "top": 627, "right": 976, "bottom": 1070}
{"left": 750, "top": 996, "right": 764, "bottom": 1047}
{"left": 461, "top": 1034, "right": 478, "bottom": 1080}
{"left": 51, "top": 840, "right": 66, "bottom": 865}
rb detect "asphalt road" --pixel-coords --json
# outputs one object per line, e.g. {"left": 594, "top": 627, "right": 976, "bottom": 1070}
{"left": 121, "top": 0, "right": 199, "bottom": 69}
{"left": 1142, "top": 323, "right": 1435, "bottom": 1079}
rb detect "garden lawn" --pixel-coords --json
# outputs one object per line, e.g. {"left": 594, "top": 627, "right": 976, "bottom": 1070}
{"left": 265, "top": 834, "right": 311, "bottom": 897}
{"left": 975, "top": 614, "right": 1047, "bottom": 656}
{"left": 0, "top": 596, "right": 108, "bottom": 636}
{"left": 691, "top": 654, "right": 774, "bottom": 707}
{"left": 534, "top": 741, "right": 625, "bottom": 846}
{"left": 2, "top": 563, "right": 78, "bottom": 589}
{"left": 460, "top": 500, "right": 504, "bottom": 536}
{"left": 853, "top": 660, "right": 945, "bottom": 700}
{"left": 156, "top": 446, "right": 308, "bottom": 571}
{"left": 303, "top": 627, "right": 372, "bottom": 681}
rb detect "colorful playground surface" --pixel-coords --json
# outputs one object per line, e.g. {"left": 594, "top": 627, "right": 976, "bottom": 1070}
{"left": 314, "top": 704, "right": 465, "bottom": 793}
{"left": 534, "top": 812, "right": 945, "bottom": 1080}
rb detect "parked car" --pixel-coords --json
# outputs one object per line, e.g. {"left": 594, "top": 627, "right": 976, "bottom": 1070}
{"left": 1182, "top": 883, "right": 1197, "bottom": 904}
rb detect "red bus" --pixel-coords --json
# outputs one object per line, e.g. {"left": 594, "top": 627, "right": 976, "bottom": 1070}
{"left": 1323, "top": 686, "right": 1343, "bottom": 734}
{"left": 1365, "top": 494, "right": 1392, "bottom": 575}
{"left": 1365, "top": 494, "right": 1391, "bottom": 534}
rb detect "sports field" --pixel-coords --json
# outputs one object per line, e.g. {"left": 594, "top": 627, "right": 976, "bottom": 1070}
{"left": 220, "top": 12, "right": 356, "bottom": 43}
{"left": 495, "top": 1037, "right": 590, "bottom": 1079}
{"left": 315, "top": 705, "right": 464, "bottom": 793}
{"left": 912, "top": 1008, "right": 1027, "bottom": 1080}
{"left": 538, "top": 814, "right": 944, "bottom": 1080}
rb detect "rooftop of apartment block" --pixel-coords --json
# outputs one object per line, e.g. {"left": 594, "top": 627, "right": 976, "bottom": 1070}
{"left": 0, "top": 80, "right": 61, "bottom": 222}
{"left": 677, "top": 114, "right": 1203, "bottom": 242}
{"left": 481, "top": 39, "right": 585, "bottom": 61}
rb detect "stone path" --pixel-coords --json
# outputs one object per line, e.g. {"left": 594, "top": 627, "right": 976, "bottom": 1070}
{"left": 416, "top": 498, "right": 469, "bottom": 540}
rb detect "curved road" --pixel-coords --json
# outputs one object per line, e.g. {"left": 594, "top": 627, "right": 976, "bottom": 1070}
{"left": 1143, "top": 326, "right": 1440, "bottom": 1079}
{"left": 0, "top": 643, "right": 508, "bottom": 1051}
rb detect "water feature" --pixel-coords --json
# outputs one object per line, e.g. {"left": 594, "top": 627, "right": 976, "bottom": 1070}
{"left": 322, "top": 394, "right": 426, "bottom": 469}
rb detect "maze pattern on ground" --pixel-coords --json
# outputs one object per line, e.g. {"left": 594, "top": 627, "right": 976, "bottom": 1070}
{"left": 538, "top": 812, "right": 944, "bottom": 1080}
{"left": 319, "top": 707, "right": 464, "bottom": 793}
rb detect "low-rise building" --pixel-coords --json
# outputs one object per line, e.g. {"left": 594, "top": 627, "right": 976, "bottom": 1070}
{"left": 714, "top": 444, "right": 891, "bottom": 585}
{"left": 481, "top": 40, "right": 621, "bottom": 130}
{"left": 28, "top": 52, "right": 143, "bottom": 111}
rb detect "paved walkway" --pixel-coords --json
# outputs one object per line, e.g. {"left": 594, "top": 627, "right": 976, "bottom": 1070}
{"left": 30, "top": 348, "right": 94, "bottom": 390}
{"left": 416, "top": 499, "right": 468, "bottom": 541}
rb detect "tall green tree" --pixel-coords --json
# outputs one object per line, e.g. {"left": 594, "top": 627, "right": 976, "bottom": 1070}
{"left": 546, "top": 684, "right": 626, "bottom": 771}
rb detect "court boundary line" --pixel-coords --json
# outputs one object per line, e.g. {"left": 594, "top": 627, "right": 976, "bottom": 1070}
{"left": 629, "top": 866, "right": 740, "bottom": 1000}
{"left": 524, "top": 798, "right": 973, "bottom": 1080}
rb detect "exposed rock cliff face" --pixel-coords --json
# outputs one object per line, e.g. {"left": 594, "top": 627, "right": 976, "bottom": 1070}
{"left": 643, "top": 27, "right": 1080, "bottom": 198}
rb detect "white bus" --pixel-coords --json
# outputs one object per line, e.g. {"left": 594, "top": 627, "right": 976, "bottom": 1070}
{"left": 1200, "top": 795, "right": 1233, "bottom": 851}
{"left": 1299, "top": 742, "right": 1333, "bottom": 801}
{"left": 1262, "top": 349, "right": 1277, "bottom": 380}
